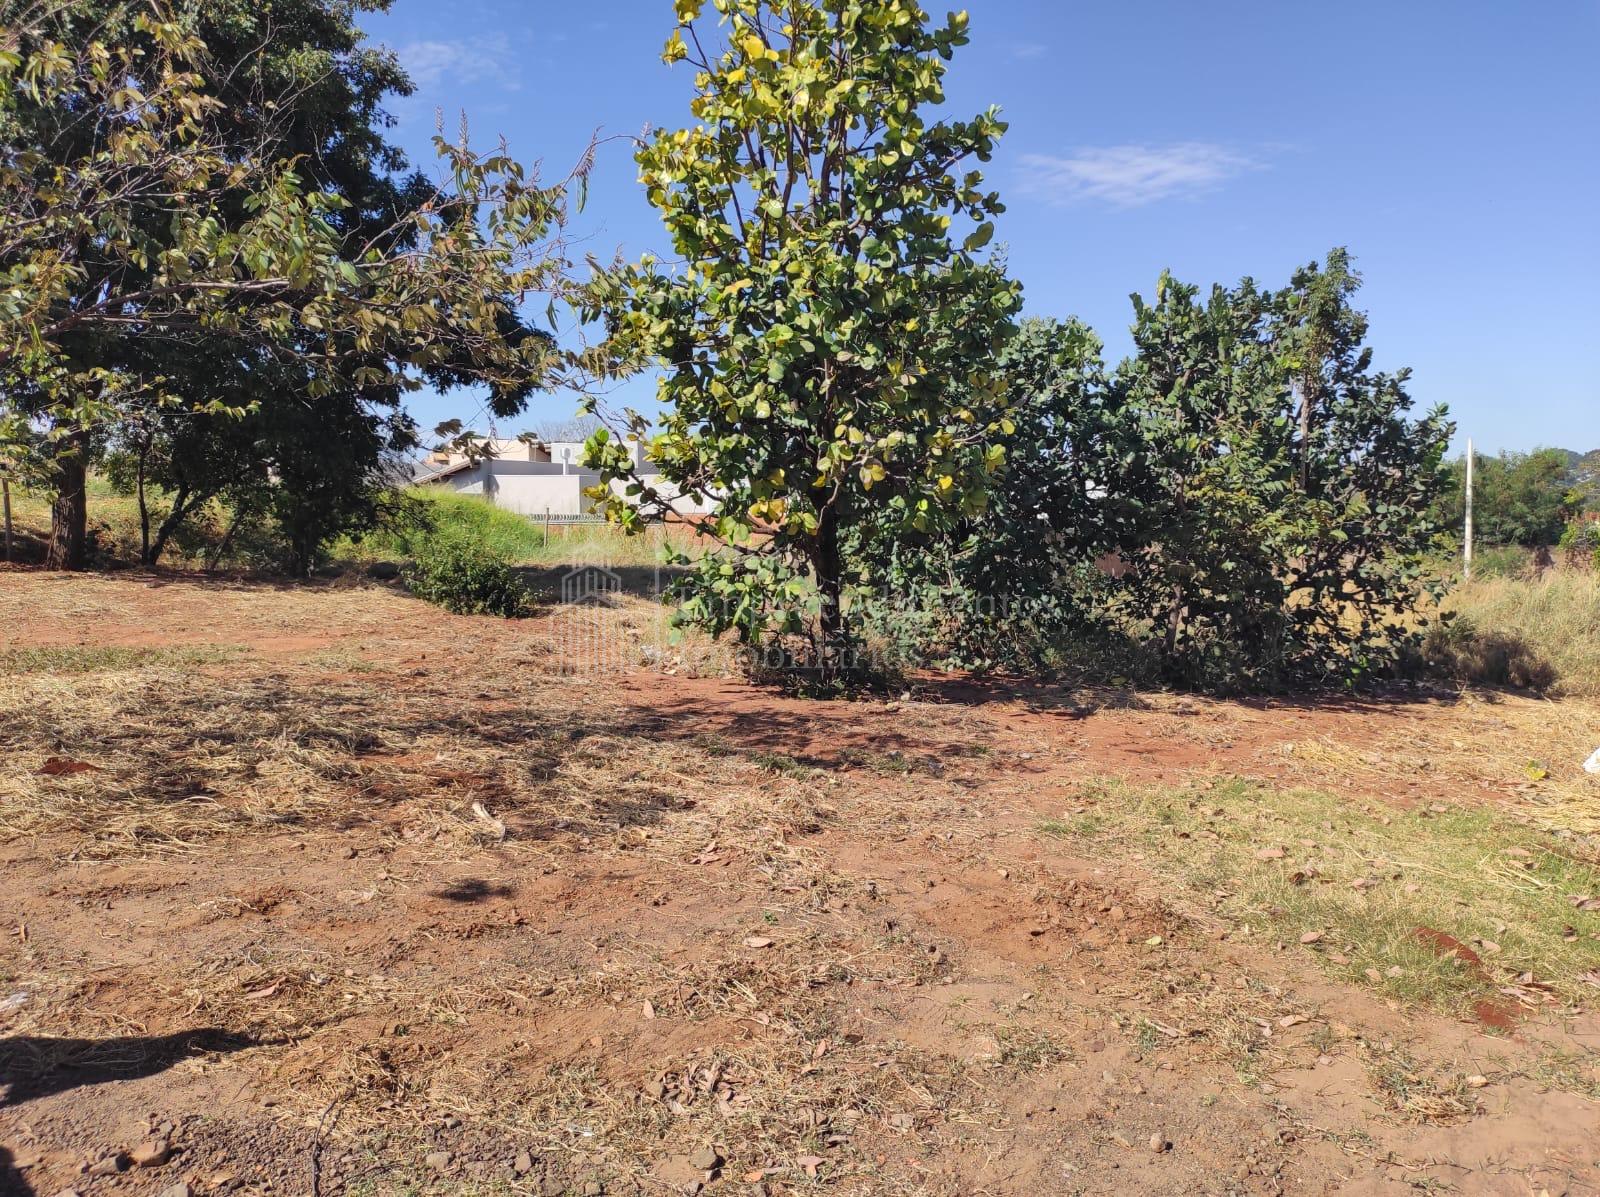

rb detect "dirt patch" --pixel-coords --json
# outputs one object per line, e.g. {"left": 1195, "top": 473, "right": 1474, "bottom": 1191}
{"left": 2, "top": 574, "right": 1599, "bottom": 1195}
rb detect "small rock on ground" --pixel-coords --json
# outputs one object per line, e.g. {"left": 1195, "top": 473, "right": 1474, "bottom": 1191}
{"left": 687, "top": 1146, "right": 723, "bottom": 1172}
{"left": 131, "top": 1139, "right": 172, "bottom": 1168}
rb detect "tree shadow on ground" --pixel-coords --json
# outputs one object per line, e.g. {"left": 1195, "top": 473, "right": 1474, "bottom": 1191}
{"left": 0, "top": 1028, "right": 256, "bottom": 1107}
{"left": 0, "top": 1145, "right": 32, "bottom": 1197}
{"left": 514, "top": 564, "right": 683, "bottom": 602}
{"left": 908, "top": 671, "right": 1466, "bottom": 718}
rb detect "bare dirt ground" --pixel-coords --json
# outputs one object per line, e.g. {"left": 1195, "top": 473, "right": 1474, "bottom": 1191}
{"left": 2, "top": 570, "right": 1599, "bottom": 1196}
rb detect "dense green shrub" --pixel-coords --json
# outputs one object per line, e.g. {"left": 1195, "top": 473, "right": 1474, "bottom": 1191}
{"left": 853, "top": 254, "right": 1451, "bottom": 692}
{"left": 405, "top": 539, "right": 530, "bottom": 617}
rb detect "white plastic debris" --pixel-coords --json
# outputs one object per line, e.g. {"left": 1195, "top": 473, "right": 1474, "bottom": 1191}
{"left": 1585, "top": 747, "right": 1600, "bottom": 775}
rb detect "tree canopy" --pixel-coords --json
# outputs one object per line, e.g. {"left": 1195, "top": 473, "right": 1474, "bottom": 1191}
{"left": 1433, "top": 448, "right": 1577, "bottom": 548}
{"left": 0, "top": 0, "right": 579, "bottom": 567}
{"left": 581, "top": 0, "right": 1021, "bottom": 681}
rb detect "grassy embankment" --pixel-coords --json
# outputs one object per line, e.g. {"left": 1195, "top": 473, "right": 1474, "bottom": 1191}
{"left": 1, "top": 479, "right": 682, "bottom": 570}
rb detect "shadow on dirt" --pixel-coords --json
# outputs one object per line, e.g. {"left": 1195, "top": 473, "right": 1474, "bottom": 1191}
{"left": 0, "top": 1145, "right": 31, "bottom": 1197}
{"left": 0, "top": 1028, "right": 256, "bottom": 1107}
{"left": 911, "top": 672, "right": 1464, "bottom": 718}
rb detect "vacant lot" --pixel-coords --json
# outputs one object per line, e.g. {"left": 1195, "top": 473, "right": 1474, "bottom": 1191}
{"left": 2, "top": 570, "right": 1598, "bottom": 1196}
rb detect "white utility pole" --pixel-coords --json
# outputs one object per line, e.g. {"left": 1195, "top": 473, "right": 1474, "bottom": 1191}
{"left": 1463, "top": 438, "right": 1474, "bottom": 580}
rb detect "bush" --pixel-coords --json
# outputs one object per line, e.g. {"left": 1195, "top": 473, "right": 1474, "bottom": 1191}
{"left": 1467, "top": 544, "right": 1530, "bottom": 579}
{"left": 405, "top": 539, "right": 530, "bottom": 617}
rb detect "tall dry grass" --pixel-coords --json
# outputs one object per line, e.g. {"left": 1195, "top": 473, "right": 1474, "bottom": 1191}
{"left": 1430, "top": 569, "right": 1600, "bottom": 696}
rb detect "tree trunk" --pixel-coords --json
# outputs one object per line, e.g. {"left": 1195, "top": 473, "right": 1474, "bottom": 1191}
{"left": 136, "top": 440, "right": 151, "bottom": 565}
{"left": 1296, "top": 376, "right": 1314, "bottom": 493}
{"left": 1164, "top": 582, "right": 1185, "bottom": 661}
{"left": 814, "top": 504, "right": 846, "bottom": 683}
{"left": 146, "top": 481, "right": 196, "bottom": 567}
{"left": 2, "top": 475, "right": 12, "bottom": 563}
{"left": 206, "top": 502, "right": 247, "bottom": 572}
{"left": 46, "top": 432, "right": 89, "bottom": 570}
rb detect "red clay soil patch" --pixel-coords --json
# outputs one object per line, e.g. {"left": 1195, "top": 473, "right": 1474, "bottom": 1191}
{"left": 37, "top": 757, "right": 98, "bottom": 776}
{"left": 1411, "top": 926, "right": 1520, "bottom": 1030}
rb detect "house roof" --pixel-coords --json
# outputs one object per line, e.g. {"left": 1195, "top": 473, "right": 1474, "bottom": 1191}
{"left": 411, "top": 458, "right": 476, "bottom": 484}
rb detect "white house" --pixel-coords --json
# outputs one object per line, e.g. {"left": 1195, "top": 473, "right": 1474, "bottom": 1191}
{"left": 413, "top": 436, "right": 713, "bottom": 518}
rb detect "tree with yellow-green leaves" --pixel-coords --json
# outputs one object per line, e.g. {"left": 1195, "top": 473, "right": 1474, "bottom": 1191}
{"left": 582, "top": 0, "right": 1021, "bottom": 682}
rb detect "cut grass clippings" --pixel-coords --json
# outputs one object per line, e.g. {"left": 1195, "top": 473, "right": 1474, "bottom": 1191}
{"left": 1040, "top": 776, "right": 1600, "bottom": 1021}
{"left": 0, "top": 644, "right": 242, "bottom": 674}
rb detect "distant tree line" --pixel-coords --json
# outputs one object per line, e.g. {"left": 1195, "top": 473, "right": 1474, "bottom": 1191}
{"left": 1430, "top": 448, "right": 1590, "bottom": 549}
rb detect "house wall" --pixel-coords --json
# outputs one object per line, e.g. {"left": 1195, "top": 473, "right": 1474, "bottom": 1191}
{"left": 425, "top": 456, "right": 718, "bottom": 518}
{"left": 434, "top": 462, "right": 596, "bottom": 516}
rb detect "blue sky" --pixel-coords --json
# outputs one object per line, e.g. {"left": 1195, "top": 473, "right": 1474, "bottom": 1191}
{"left": 362, "top": 0, "right": 1599, "bottom": 455}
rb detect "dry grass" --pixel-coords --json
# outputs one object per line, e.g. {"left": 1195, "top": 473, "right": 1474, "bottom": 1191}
{"left": 1431, "top": 569, "right": 1600, "bottom": 696}
{"left": 1040, "top": 775, "right": 1600, "bottom": 1017}
{"left": 1277, "top": 689, "right": 1600, "bottom": 835}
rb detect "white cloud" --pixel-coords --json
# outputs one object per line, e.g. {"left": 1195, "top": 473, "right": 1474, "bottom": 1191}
{"left": 1011, "top": 43, "right": 1049, "bottom": 60}
{"left": 397, "top": 39, "right": 514, "bottom": 90}
{"left": 1018, "top": 142, "right": 1262, "bottom": 207}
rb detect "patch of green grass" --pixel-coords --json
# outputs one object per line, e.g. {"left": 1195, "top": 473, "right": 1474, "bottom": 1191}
{"left": 839, "top": 747, "right": 941, "bottom": 776}
{"left": 1038, "top": 811, "right": 1108, "bottom": 838}
{"left": 0, "top": 644, "right": 242, "bottom": 674}
{"left": 338, "top": 489, "right": 683, "bottom": 568}
{"left": 1038, "top": 776, "right": 1600, "bottom": 1017}
{"left": 1522, "top": 1048, "right": 1600, "bottom": 1100}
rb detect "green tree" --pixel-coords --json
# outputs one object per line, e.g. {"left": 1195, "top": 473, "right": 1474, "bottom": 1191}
{"left": 0, "top": 0, "right": 576, "bottom": 568}
{"left": 1112, "top": 273, "right": 1295, "bottom": 683}
{"left": 1433, "top": 448, "right": 1576, "bottom": 547}
{"left": 845, "top": 315, "right": 1141, "bottom": 668}
{"left": 1115, "top": 254, "right": 1451, "bottom": 688}
{"left": 583, "top": 0, "right": 1020, "bottom": 681}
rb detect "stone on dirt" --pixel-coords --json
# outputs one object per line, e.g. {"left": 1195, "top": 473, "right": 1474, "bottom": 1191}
{"left": 688, "top": 1146, "right": 723, "bottom": 1171}
{"left": 131, "top": 1139, "right": 172, "bottom": 1168}
{"left": 87, "top": 1153, "right": 129, "bottom": 1177}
